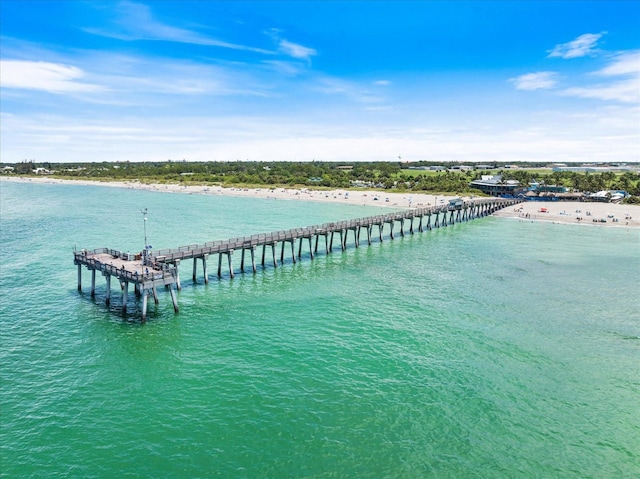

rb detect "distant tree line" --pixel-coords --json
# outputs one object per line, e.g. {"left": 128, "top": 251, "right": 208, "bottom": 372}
{"left": 3, "top": 160, "right": 640, "bottom": 199}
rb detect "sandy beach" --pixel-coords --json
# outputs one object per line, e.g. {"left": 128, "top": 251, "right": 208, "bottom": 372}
{"left": 3, "top": 176, "right": 639, "bottom": 228}
{"left": 492, "top": 201, "right": 640, "bottom": 228}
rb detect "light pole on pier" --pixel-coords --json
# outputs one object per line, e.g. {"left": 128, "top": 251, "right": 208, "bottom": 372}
{"left": 141, "top": 208, "right": 148, "bottom": 265}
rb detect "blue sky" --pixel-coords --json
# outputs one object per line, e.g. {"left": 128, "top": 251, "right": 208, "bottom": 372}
{"left": 1, "top": 1, "right": 639, "bottom": 163}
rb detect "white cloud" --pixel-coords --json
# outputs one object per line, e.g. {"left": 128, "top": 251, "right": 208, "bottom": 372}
{"left": 561, "top": 50, "right": 640, "bottom": 104}
{"left": 374, "top": 80, "right": 391, "bottom": 86}
{"left": 6, "top": 48, "right": 281, "bottom": 100}
{"left": 263, "top": 28, "right": 316, "bottom": 61}
{"left": 261, "top": 60, "right": 306, "bottom": 77}
{"left": 315, "top": 77, "right": 386, "bottom": 105}
{"left": 548, "top": 32, "right": 605, "bottom": 59}
{"left": 278, "top": 40, "right": 317, "bottom": 60}
{"left": 0, "top": 60, "right": 104, "bottom": 93}
{"left": 85, "top": 1, "right": 272, "bottom": 54}
{"left": 510, "top": 71, "right": 557, "bottom": 90}
{"left": 596, "top": 50, "right": 640, "bottom": 77}
{"left": 562, "top": 78, "right": 639, "bottom": 104}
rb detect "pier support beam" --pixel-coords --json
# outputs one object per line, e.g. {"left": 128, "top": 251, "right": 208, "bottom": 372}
{"left": 272, "top": 243, "right": 278, "bottom": 268}
{"left": 351, "top": 228, "right": 358, "bottom": 248}
{"left": 216, "top": 252, "right": 233, "bottom": 278}
{"left": 192, "top": 258, "right": 198, "bottom": 282}
{"left": 77, "top": 264, "right": 82, "bottom": 291}
{"left": 241, "top": 247, "right": 257, "bottom": 273}
{"left": 122, "top": 281, "right": 129, "bottom": 314}
{"left": 227, "top": 251, "right": 234, "bottom": 279}
{"left": 202, "top": 254, "right": 209, "bottom": 284}
{"left": 91, "top": 269, "right": 96, "bottom": 297}
{"left": 174, "top": 260, "right": 181, "bottom": 290}
{"left": 250, "top": 247, "right": 257, "bottom": 273}
{"left": 315, "top": 234, "right": 328, "bottom": 254}
{"left": 105, "top": 274, "right": 111, "bottom": 305}
{"left": 297, "top": 236, "right": 314, "bottom": 259}
{"left": 169, "top": 284, "right": 179, "bottom": 313}
{"left": 280, "top": 241, "right": 288, "bottom": 263}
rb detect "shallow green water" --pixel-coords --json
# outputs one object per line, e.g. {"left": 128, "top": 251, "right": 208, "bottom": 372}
{"left": 1, "top": 180, "right": 639, "bottom": 478}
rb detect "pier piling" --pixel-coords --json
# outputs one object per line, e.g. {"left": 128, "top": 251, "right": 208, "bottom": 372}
{"left": 122, "top": 281, "right": 128, "bottom": 314}
{"left": 105, "top": 274, "right": 111, "bottom": 305}
{"left": 202, "top": 254, "right": 209, "bottom": 284}
{"left": 91, "top": 269, "right": 96, "bottom": 297}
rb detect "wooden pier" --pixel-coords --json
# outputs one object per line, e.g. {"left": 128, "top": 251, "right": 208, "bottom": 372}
{"left": 74, "top": 198, "right": 519, "bottom": 320}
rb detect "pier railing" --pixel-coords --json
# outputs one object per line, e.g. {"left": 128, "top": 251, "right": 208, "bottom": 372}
{"left": 74, "top": 250, "right": 177, "bottom": 284}
{"left": 147, "top": 202, "right": 472, "bottom": 262}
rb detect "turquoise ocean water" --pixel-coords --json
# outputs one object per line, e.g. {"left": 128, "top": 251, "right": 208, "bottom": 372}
{"left": 1, "top": 180, "right": 639, "bottom": 478}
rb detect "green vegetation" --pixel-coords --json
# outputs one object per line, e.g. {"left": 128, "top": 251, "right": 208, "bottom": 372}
{"left": 3, "top": 160, "right": 640, "bottom": 200}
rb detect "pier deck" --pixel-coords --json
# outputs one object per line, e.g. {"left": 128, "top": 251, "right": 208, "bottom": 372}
{"left": 74, "top": 198, "right": 520, "bottom": 320}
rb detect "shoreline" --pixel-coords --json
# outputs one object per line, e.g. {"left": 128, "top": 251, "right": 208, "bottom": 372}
{"left": 2, "top": 176, "right": 639, "bottom": 228}
{"left": 491, "top": 201, "right": 640, "bottom": 228}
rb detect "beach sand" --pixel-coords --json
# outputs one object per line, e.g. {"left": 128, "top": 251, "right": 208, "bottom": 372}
{"left": 492, "top": 200, "right": 640, "bottom": 228}
{"left": 3, "top": 176, "right": 639, "bottom": 228}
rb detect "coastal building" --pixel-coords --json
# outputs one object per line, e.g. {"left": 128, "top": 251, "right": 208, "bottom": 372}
{"left": 528, "top": 182, "right": 569, "bottom": 193}
{"left": 552, "top": 165, "right": 636, "bottom": 173}
{"left": 550, "top": 163, "right": 640, "bottom": 173}
{"left": 588, "top": 190, "right": 628, "bottom": 203}
{"left": 469, "top": 175, "right": 524, "bottom": 197}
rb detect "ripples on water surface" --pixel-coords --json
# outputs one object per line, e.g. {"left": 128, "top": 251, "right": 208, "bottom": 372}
{"left": 1, "top": 181, "right": 639, "bottom": 478}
